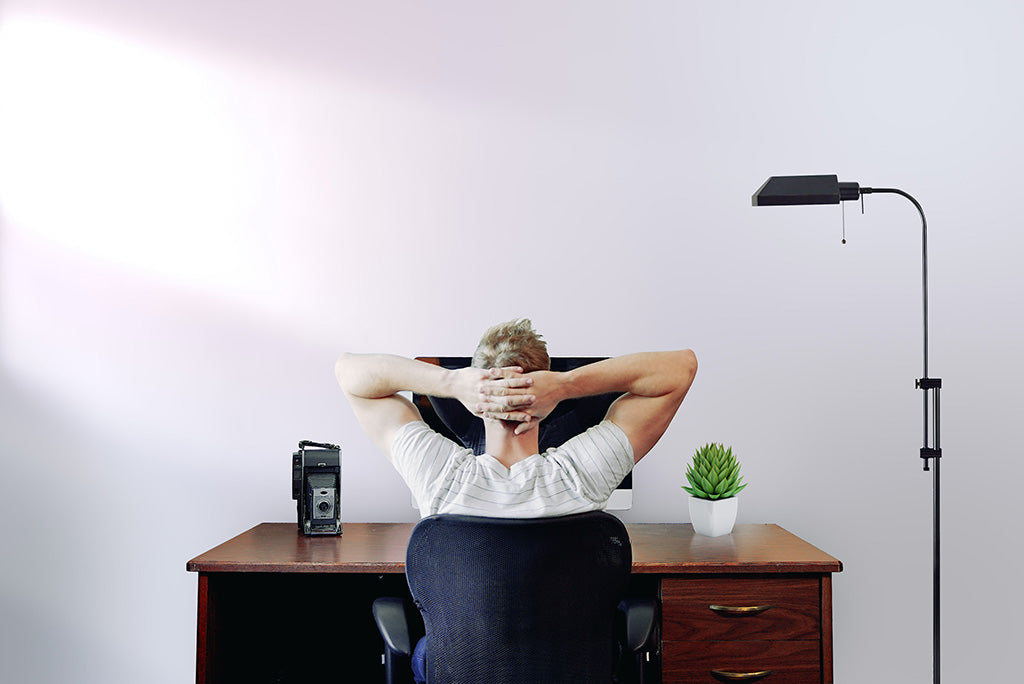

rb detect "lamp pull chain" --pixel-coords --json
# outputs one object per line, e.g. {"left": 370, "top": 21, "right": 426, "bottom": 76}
{"left": 841, "top": 193, "right": 868, "bottom": 244}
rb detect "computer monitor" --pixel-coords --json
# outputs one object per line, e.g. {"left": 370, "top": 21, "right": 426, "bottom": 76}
{"left": 412, "top": 357, "right": 632, "bottom": 510}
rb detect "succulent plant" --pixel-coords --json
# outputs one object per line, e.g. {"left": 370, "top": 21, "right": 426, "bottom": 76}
{"left": 683, "top": 443, "right": 746, "bottom": 500}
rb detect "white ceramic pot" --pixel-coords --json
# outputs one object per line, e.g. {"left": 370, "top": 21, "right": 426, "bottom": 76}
{"left": 688, "top": 496, "right": 738, "bottom": 537}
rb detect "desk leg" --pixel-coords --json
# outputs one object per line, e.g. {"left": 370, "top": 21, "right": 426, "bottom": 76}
{"left": 196, "top": 573, "right": 216, "bottom": 684}
{"left": 821, "top": 575, "right": 834, "bottom": 684}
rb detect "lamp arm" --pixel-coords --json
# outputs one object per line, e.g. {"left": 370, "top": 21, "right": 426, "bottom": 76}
{"left": 860, "top": 186, "right": 941, "bottom": 462}
{"left": 859, "top": 187, "right": 929, "bottom": 378}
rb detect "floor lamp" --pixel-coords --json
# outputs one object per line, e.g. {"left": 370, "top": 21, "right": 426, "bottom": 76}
{"left": 752, "top": 174, "right": 942, "bottom": 684}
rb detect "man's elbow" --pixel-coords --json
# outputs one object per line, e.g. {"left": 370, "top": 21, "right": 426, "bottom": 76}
{"left": 682, "top": 349, "right": 697, "bottom": 379}
{"left": 334, "top": 352, "right": 357, "bottom": 391}
{"left": 673, "top": 349, "right": 698, "bottom": 394}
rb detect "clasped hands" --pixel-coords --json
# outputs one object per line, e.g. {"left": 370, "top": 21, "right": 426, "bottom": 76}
{"left": 456, "top": 366, "right": 560, "bottom": 435}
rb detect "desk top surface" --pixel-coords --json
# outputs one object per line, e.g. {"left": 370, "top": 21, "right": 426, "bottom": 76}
{"left": 187, "top": 522, "right": 842, "bottom": 575}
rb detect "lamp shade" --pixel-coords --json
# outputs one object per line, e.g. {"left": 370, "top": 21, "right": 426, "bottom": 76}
{"left": 752, "top": 175, "right": 861, "bottom": 206}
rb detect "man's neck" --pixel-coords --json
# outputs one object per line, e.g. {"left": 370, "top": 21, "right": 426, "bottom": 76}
{"left": 483, "top": 421, "right": 540, "bottom": 469}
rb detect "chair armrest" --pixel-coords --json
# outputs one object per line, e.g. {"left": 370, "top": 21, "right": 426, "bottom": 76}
{"left": 373, "top": 597, "right": 413, "bottom": 656}
{"left": 618, "top": 597, "right": 658, "bottom": 654}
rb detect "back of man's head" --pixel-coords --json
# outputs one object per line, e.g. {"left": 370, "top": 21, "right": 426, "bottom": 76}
{"left": 472, "top": 318, "right": 550, "bottom": 373}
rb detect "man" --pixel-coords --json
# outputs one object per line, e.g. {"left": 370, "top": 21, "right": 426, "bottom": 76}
{"left": 335, "top": 319, "right": 697, "bottom": 518}
{"left": 338, "top": 319, "right": 696, "bottom": 682}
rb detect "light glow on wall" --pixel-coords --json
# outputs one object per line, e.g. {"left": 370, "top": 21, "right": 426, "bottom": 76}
{"left": 0, "top": 16, "right": 266, "bottom": 296}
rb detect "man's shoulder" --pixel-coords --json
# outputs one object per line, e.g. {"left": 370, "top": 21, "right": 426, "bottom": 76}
{"left": 547, "top": 420, "right": 633, "bottom": 461}
{"left": 390, "top": 421, "right": 477, "bottom": 494}
{"left": 556, "top": 420, "right": 629, "bottom": 447}
{"left": 393, "top": 420, "right": 473, "bottom": 460}
{"left": 395, "top": 420, "right": 456, "bottom": 449}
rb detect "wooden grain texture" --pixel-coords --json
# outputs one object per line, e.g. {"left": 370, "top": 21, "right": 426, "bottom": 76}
{"left": 186, "top": 522, "right": 414, "bottom": 573}
{"left": 186, "top": 522, "right": 842, "bottom": 575}
{"left": 662, "top": 640, "right": 821, "bottom": 684}
{"left": 661, "top": 576, "right": 821, "bottom": 641}
{"left": 628, "top": 524, "right": 842, "bottom": 574}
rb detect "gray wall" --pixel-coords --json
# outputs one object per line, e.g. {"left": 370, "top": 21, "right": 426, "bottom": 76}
{"left": 1, "top": 1, "right": 1020, "bottom": 681}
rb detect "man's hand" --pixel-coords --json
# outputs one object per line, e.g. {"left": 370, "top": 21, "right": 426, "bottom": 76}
{"left": 477, "top": 369, "right": 567, "bottom": 434}
{"left": 454, "top": 367, "right": 536, "bottom": 422}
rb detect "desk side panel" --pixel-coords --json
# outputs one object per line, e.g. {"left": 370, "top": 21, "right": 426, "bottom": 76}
{"left": 195, "top": 574, "right": 216, "bottom": 684}
{"left": 821, "top": 574, "right": 834, "bottom": 684}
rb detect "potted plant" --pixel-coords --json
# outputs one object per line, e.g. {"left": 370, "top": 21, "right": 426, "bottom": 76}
{"left": 683, "top": 443, "right": 746, "bottom": 537}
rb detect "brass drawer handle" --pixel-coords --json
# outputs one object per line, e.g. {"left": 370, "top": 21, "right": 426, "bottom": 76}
{"left": 711, "top": 669, "right": 774, "bottom": 681}
{"left": 708, "top": 604, "right": 774, "bottom": 616}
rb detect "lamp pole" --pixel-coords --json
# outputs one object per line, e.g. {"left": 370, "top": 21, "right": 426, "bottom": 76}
{"left": 753, "top": 176, "right": 941, "bottom": 684}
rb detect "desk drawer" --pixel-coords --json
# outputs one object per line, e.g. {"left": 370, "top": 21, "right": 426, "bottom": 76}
{"left": 662, "top": 577, "right": 820, "bottom": 641}
{"left": 662, "top": 640, "right": 821, "bottom": 684}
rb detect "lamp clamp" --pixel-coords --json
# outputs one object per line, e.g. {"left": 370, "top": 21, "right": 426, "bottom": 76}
{"left": 920, "top": 448, "right": 942, "bottom": 474}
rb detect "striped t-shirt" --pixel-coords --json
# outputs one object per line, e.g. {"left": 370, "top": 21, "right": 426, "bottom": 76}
{"left": 391, "top": 420, "right": 635, "bottom": 518}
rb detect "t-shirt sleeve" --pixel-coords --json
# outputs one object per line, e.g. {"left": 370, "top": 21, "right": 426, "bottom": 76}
{"left": 546, "top": 420, "right": 635, "bottom": 504}
{"left": 390, "top": 421, "right": 466, "bottom": 508}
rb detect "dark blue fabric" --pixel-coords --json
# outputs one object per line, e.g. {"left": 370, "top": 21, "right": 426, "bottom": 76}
{"left": 405, "top": 512, "right": 631, "bottom": 683}
{"left": 412, "top": 637, "right": 427, "bottom": 684}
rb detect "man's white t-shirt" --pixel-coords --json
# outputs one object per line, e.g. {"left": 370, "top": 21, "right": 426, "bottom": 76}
{"left": 391, "top": 420, "right": 635, "bottom": 518}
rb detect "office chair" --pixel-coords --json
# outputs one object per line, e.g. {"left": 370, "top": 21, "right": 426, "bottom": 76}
{"left": 373, "top": 511, "right": 657, "bottom": 684}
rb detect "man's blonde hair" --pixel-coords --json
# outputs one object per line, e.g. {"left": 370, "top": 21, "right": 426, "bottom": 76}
{"left": 471, "top": 318, "right": 550, "bottom": 373}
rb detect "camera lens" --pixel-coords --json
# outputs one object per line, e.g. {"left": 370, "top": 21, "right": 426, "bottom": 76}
{"left": 318, "top": 501, "right": 330, "bottom": 512}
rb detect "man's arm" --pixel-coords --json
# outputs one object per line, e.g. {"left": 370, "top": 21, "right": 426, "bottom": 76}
{"left": 334, "top": 354, "right": 532, "bottom": 459}
{"left": 479, "top": 350, "right": 698, "bottom": 462}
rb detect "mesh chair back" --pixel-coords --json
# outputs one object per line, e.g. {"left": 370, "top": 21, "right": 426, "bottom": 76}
{"left": 406, "top": 511, "right": 631, "bottom": 684}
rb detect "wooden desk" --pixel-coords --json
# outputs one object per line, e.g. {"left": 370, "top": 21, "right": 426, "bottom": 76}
{"left": 188, "top": 523, "right": 841, "bottom": 683}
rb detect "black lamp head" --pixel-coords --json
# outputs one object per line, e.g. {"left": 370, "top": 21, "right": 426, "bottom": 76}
{"left": 752, "top": 175, "right": 861, "bottom": 206}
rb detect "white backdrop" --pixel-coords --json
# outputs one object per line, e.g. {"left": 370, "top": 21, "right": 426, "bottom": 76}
{"left": 2, "top": 1, "right": 1021, "bottom": 682}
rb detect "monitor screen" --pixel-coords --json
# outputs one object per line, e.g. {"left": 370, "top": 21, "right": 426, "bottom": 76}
{"left": 412, "top": 357, "right": 632, "bottom": 510}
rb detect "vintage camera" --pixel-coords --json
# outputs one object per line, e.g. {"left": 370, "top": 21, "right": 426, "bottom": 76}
{"left": 292, "top": 440, "right": 342, "bottom": 536}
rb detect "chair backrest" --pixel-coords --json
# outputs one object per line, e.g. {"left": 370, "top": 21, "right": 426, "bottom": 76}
{"left": 405, "top": 511, "right": 631, "bottom": 684}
